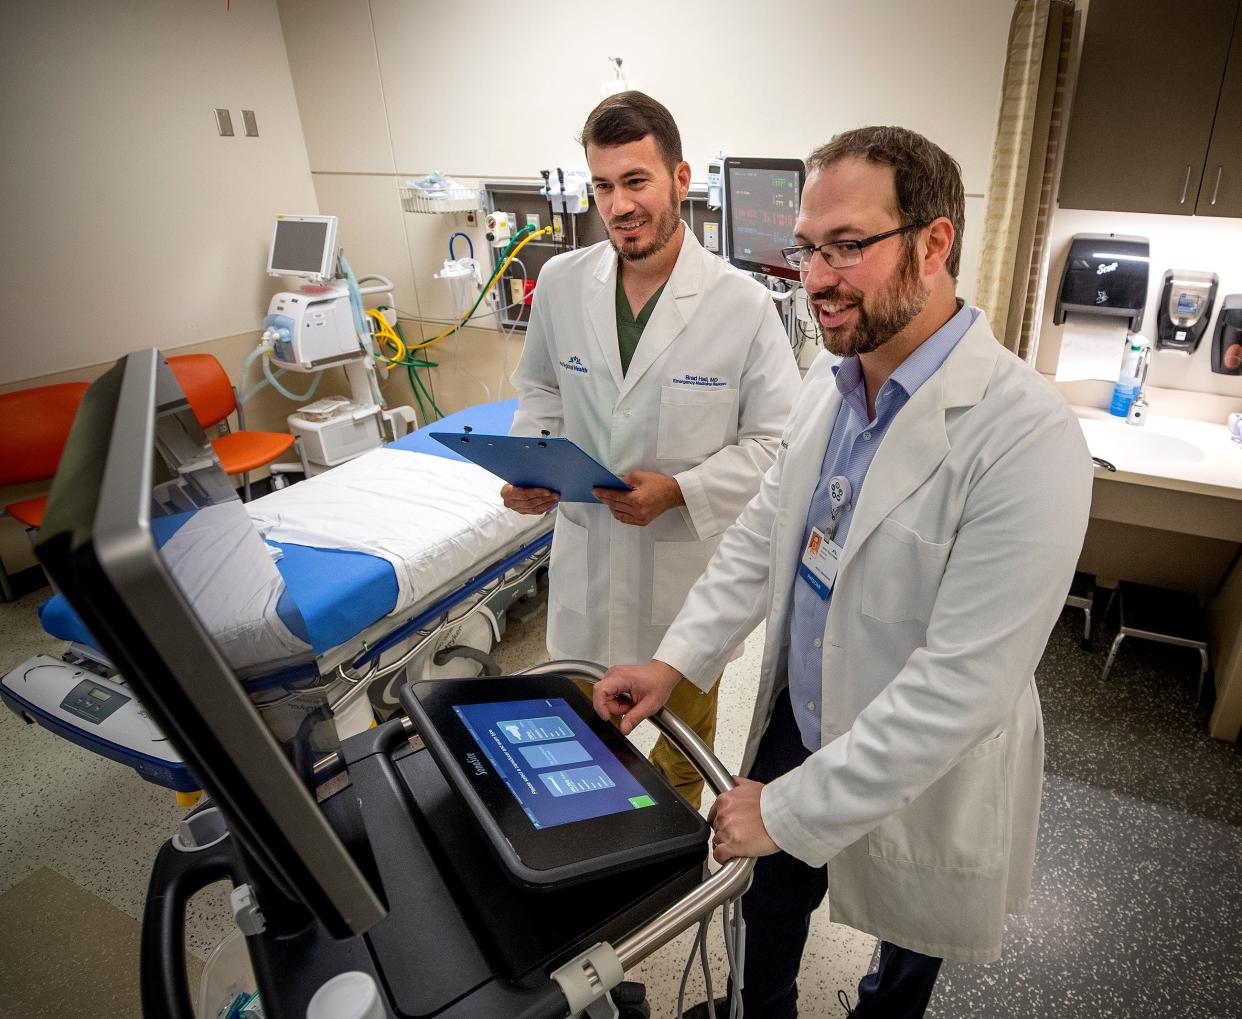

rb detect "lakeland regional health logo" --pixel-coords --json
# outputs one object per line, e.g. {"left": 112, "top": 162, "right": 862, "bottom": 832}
{"left": 559, "top": 355, "right": 588, "bottom": 374}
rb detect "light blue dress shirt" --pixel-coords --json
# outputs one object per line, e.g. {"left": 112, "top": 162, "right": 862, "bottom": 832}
{"left": 787, "top": 302, "right": 979, "bottom": 751}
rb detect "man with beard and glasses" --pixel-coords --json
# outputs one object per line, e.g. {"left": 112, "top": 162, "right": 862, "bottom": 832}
{"left": 593, "top": 127, "right": 1093, "bottom": 1018}
{"left": 505, "top": 92, "right": 799, "bottom": 808}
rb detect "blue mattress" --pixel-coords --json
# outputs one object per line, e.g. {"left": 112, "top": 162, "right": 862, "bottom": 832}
{"left": 40, "top": 400, "right": 521, "bottom": 659}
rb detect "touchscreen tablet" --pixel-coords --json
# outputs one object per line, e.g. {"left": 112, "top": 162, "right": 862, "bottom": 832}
{"left": 403, "top": 674, "right": 709, "bottom": 888}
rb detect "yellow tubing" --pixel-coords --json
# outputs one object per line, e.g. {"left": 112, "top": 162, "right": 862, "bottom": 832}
{"left": 408, "top": 225, "right": 551, "bottom": 351}
{"left": 365, "top": 308, "right": 407, "bottom": 361}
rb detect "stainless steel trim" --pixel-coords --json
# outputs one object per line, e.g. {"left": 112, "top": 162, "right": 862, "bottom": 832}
{"left": 1179, "top": 164, "right": 1192, "bottom": 204}
{"left": 1120, "top": 626, "right": 1206, "bottom": 650}
{"left": 1211, "top": 165, "right": 1222, "bottom": 206}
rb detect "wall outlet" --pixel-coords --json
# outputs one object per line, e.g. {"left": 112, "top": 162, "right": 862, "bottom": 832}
{"left": 552, "top": 214, "right": 564, "bottom": 241}
{"left": 509, "top": 278, "right": 524, "bottom": 305}
{"left": 525, "top": 213, "right": 541, "bottom": 231}
{"left": 702, "top": 222, "right": 720, "bottom": 253}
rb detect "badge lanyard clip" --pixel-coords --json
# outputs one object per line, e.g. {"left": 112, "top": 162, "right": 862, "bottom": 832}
{"left": 824, "top": 474, "right": 852, "bottom": 541}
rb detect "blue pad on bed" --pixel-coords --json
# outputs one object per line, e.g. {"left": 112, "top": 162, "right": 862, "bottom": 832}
{"left": 40, "top": 542, "right": 398, "bottom": 658}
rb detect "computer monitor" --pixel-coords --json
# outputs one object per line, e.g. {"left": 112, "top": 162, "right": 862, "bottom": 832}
{"left": 723, "top": 157, "right": 805, "bottom": 282}
{"left": 267, "top": 214, "right": 338, "bottom": 281}
{"left": 35, "top": 349, "right": 385, "bottom": 938}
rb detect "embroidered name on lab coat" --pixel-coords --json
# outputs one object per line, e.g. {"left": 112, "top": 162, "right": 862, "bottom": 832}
{"left": 672, "top": 374, "right": 728, "bottom": 387}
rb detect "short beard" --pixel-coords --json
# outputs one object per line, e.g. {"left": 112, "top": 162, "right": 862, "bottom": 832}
{"left": 815, "top": 242, "right": 928, "bottom": 358}
{"left": 611, "top": 183, "right": 681, "bottom": 263}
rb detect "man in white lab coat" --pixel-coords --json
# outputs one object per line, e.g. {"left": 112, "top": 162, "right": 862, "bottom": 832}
{"left": 503, "top": 92, "right": 801, "bottom": 807}
{"left": 595, "top": 127, "right": 1093, "bottom": 1017}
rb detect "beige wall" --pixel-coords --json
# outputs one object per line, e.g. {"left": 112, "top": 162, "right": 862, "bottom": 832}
{"left": 0, "top": 0, "right": 320, "bottom": 574}
{"left": 0, "top": 0, "right": 319, "bottom": 384}
{"left": 276, "top": 0, "right": 1010, "bottom": 380}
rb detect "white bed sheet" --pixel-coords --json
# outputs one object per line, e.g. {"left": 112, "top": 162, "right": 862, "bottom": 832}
{"left": 244, "top": 448, "right": 539, "bottom": 616}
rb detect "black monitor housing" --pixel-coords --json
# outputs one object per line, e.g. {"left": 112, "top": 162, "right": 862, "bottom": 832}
{"left": 723, "top": 156, "right": 806, "bottom": 282}
{"left": 35, "top": 349, "right": 385, "bottom": 939}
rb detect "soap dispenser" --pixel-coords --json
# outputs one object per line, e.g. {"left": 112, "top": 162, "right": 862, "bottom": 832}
{"left": 1212, "top": 295, "right": 1242, "bottom": 375}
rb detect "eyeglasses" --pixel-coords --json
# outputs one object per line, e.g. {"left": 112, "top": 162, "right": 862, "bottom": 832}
{"left": 781, "top": 222, "right": 929, "bottom": 272}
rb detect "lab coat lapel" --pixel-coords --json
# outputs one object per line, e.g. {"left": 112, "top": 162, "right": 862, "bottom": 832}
{"left": 586, "top": 246, "right": 625, "bottom": 389}
{"left": 774, "top": 371, "right": 843, "bottom": 603}
{"left": 617, "top": 225, "right": 700, "bottom": 401}
{"left": 838, "top": 316, "right": 1001, "bottom": 572}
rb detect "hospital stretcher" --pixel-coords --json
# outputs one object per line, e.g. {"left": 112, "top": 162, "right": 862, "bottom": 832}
{"left": 146, "top": 661, "right": 754, "bottom": 1019}
{"left": 1, "top": 400, "right": 553, "bottom": 796}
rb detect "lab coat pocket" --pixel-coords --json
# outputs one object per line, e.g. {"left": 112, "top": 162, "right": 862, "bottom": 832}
{"left": 867, "top": 731, "right": 1008, "bottom": 869}
{"left": 651, "top": 539, "right": 715, "bottom": 625}
{"left": 550, "top": 511, "right": 588, "bottom": 613}
{"left": 656, "top": 386, "right": 737, "bottom": 460}
{"left": 860, "top": 519, "right": 953, "bottom": 624}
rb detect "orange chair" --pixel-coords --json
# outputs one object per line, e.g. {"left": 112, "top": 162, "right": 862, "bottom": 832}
{"left": 0, "top": 381, "right": 90, "bottom": 600}
{"left": 166, "top": 353, "right": 296, "bottom": 501}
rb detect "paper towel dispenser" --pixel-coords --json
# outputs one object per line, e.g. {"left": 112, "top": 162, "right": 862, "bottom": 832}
{"left": 1053, "top": 233, "right": 1149, "bottom": 331}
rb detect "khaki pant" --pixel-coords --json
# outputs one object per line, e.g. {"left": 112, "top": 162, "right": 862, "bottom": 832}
{"left": 577, "top": 676, "right": 722, "bottom": 811}
{"left": 648, "top": 676, "right": 721, "bottom": 811}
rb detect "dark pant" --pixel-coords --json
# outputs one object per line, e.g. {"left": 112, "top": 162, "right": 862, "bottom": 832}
{"left": 730, "top": 688, "right": 943, "bottom": 1019}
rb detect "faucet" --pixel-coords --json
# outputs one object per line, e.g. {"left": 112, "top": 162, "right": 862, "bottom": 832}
{"left": 1125, "top": 346, "right": 1151, "bottom": 426}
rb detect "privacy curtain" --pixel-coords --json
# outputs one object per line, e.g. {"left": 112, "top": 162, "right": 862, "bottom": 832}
{"left": 974, "top": 0, "right": 1076, "bottom": 358}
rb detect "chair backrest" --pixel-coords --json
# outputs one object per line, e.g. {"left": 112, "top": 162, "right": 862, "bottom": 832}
{"left": 166, "top": 354, "right": 237, "bottom": 430}
{"left": 0, "top": 381, "right": 91, "bottom": 486}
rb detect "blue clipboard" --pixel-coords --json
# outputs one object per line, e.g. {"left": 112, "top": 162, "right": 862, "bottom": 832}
{"left": 429, "top": 432, "right": 633, "bottom": 503}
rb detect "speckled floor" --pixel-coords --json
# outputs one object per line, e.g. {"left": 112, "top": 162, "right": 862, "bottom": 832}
{"left": 2, "top": 588, "right": 1240, "bottom": 1018}
{"left": 925, "top": 610, "right": 1242, "bottom": 1019}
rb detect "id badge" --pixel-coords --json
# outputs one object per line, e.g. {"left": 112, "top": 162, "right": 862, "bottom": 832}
{"left": 798, "top": 526, "right": 842, "bottom": 600}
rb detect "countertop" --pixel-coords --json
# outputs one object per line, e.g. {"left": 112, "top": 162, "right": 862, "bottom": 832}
{"left": 1073, "top": 406, "right": 1242, "bottom": 501}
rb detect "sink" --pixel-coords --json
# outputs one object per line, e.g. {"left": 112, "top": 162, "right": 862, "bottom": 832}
{"left": 1078, "top": 417, "right": 1206, "bottom": 466}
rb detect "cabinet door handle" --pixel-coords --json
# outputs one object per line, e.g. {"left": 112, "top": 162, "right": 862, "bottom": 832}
{"left": 1211, "top": 165, "right": 1222, "bottom": 206}
{"left": 1179, "top": 164, "right": 1192, "bottom": 204}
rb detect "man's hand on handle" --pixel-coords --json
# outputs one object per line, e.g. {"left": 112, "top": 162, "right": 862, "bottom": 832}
{"left": 592, "top": 659, "right": 684, "bottom": 736}
{"left": 707, "top": 778, "right": 779, "bottom": 864}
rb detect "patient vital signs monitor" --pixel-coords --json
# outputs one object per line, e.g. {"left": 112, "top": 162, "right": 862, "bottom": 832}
{"left": 724, "top": 156, "right": 805, "bottom": 282}
{"left": 267, "top": 214, "right": 338, "bottom": 282}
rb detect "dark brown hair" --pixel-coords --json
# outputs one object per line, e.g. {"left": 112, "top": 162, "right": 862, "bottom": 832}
{"left": 580, "top": 91, "right": 683, "bottom": 172}
{"left": 807, "top": 126, "right": 965, "bottom": 278}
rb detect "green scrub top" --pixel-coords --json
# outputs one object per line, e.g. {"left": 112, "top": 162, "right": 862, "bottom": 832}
{"left": 616, "top": 273, "right": 667, "bottom": 376}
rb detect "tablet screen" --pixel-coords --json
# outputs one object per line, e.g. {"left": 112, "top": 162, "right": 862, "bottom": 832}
{"left": 404, "top": 674, "right": 708, "bottom": 887}
{"left": 453, "top": 697, "right": 656, "bottom": 830}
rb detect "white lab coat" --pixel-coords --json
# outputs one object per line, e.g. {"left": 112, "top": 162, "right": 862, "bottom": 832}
{"left": 655, "top": 314, "right": 1093, "bottom": 963}
{"left": 510, "top": 227, "right": 801, "bottom": 666}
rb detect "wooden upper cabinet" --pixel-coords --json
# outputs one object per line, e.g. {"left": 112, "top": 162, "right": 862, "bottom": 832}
{"left": 1196, "top": 11, "right": 1242, "bottom": 217}
{"left": 1058, "top": 0, "right": 1238, "bottom": 215}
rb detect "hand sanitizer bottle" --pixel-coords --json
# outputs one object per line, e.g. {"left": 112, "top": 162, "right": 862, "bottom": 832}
{"left": 1109, "top": 335, "right": 1146, "bottom": 417}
